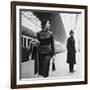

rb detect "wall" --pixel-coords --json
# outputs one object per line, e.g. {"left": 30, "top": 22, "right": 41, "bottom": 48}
{"left": 0, "top": 0, "right": 89, "bottom": 90}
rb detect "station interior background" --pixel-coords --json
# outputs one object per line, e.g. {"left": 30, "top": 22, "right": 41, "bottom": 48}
{"left": 20, "top": 10, "right": 82, "bottom": 79}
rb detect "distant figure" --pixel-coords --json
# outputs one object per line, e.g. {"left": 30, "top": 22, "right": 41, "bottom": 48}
{"left": 66, "top": 30, "right": 76, "bottom": 73}
{"left": 36, "top": 20, "right": 55, "bottom": 77}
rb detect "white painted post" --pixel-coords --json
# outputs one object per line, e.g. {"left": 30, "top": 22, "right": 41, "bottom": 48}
{"left": 26, "top": 38, "right": 28, "bottom": 48}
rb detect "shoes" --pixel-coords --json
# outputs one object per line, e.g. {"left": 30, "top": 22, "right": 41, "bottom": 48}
{"left": 34, "top": 73, "right": 38, "bottom": 78}
{"left": 34, "top": 73, "right": 45, "bottom": 78}
{"left": 70, "top": 70, "right": 76, "bottom": 73}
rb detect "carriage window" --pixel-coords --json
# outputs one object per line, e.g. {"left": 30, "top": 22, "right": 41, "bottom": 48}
{"left": 28, "top": 39, "right": 30, "bottom": 46}
{"left": 24, "top": 38, "right": 26, "bottom": 47}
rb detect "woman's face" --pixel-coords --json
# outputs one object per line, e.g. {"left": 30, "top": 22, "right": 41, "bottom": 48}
{"left": 70, "top": 33, "right": 74, "bottom": 36}
{"left": 46, "top": 21, "right": 50, "bottom": 29}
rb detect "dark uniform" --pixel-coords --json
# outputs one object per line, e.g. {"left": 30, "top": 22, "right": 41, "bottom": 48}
{"left": 37, "top": 29, "right": 55, "bottom": 77}
{"left": 67, "top": 36, "right": 76, "bottom": 72}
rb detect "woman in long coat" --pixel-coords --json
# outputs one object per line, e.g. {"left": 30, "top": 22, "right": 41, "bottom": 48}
{"left": 37, "top": 20, "right": 55, "bottom": 77}
{"left": 67, "top": 30, "right": 76, "bottom": 73}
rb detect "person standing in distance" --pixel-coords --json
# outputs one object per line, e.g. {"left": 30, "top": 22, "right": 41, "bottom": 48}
{"left": 66, "top": 30, "right": 76, "bottom": 73}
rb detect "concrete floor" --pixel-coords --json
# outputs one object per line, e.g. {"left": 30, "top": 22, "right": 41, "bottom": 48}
{"left": 21, "top": 51, "right": 82, "bottom": 79}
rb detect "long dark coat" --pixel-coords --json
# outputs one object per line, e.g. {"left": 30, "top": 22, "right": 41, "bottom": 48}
{"left": 36, "top": 30, "right": 55, "bottom": 77}
{"left": 67, "top": 36, "right": 76, "bottom": 64}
